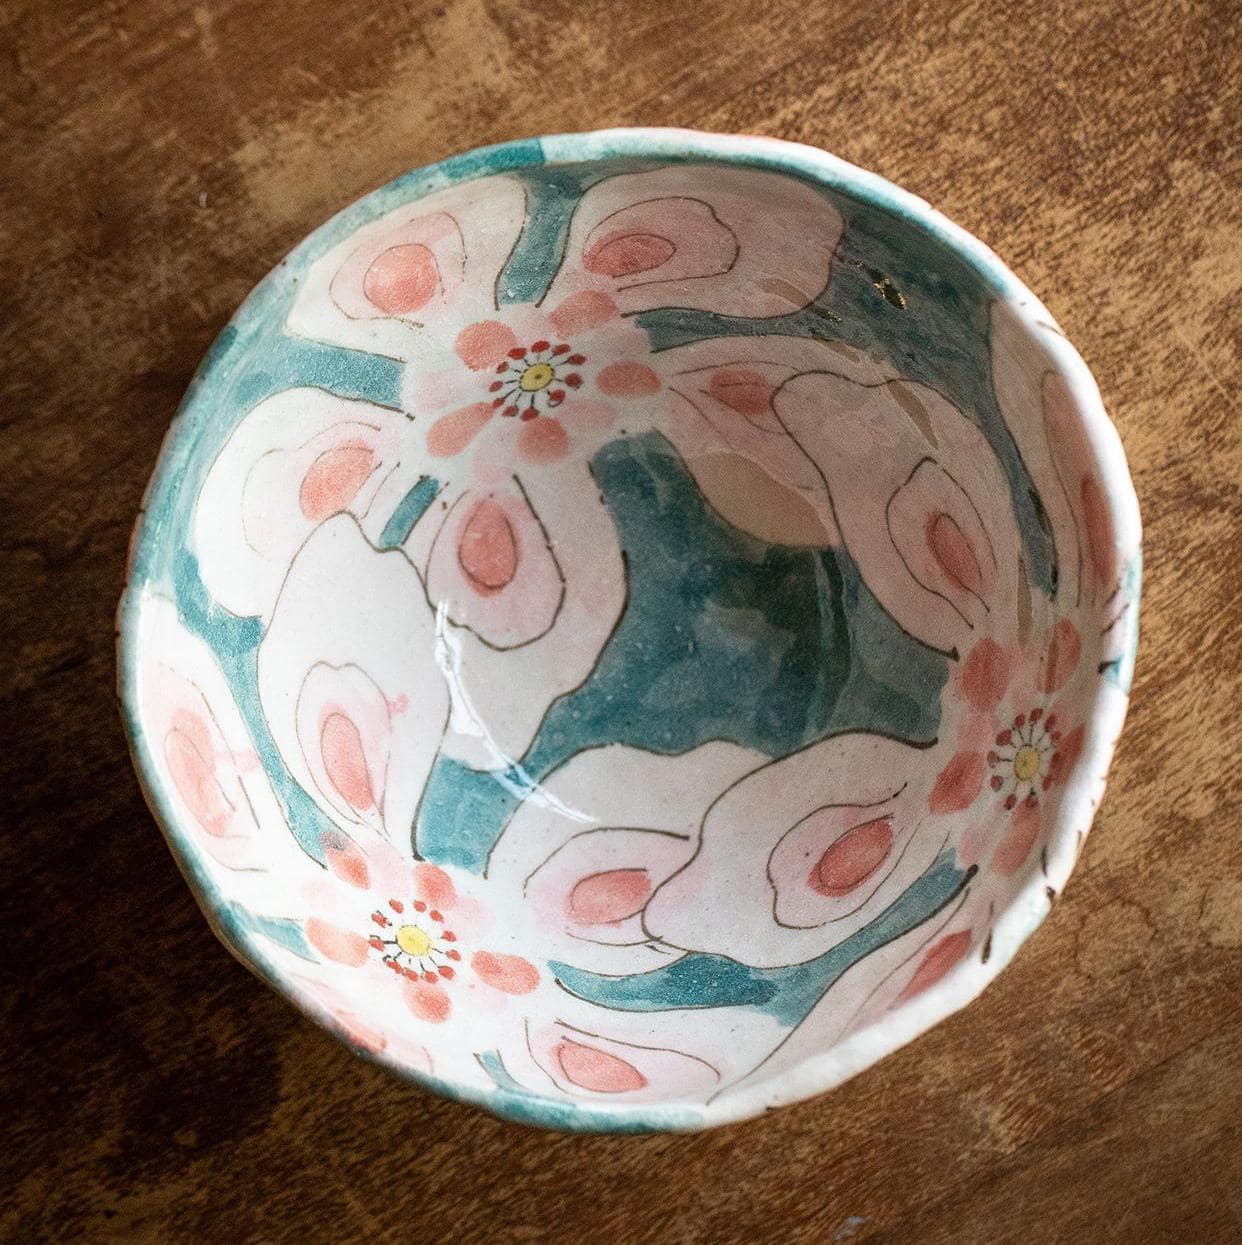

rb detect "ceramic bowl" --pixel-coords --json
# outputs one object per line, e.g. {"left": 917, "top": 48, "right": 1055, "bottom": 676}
{"left": 119, "top": 128, "right": 1141, "bottom": 1132}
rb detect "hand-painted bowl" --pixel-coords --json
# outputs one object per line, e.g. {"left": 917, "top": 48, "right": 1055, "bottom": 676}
{"left": 119, "top": 128, "right": 1140, "bottom": 1132}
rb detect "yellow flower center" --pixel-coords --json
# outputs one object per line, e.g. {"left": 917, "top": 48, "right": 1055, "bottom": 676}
{"left": 395, "top": 924, "right": 432, "bottom": 957}
{"left": 1013, "top": 745, "right": 1042, "bottom": 783}
{"left": 518, "top": 362, "right": 555, "bottom": 392}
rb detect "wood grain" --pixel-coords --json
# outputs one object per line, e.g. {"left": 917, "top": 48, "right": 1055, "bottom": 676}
{"left": 1, "top": 1, "right": 1239, "bottom": 1241}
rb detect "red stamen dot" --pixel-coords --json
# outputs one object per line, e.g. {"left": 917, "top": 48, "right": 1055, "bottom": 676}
{"left": 384, "top": 959, "right": 400, "bottom": 973}
{"left": 553, "top": 343, "right": 570, "bottom": 355}
{"left": 1030, "top": 707, "right": 1043, "bottom": 722}
{"left": 368, "top": 935, "right": 384, "bottom": 949}
{"left": 1043, "top": 776, "right": 1053, "bottom": 790}
{"left": 520, "top": 409, "right": 537, "bottom": 421}
{"left": 1046, "top": 714, "right": 1057, "bottom": 729}
{"left": 1004, "top": 795, "right": 1017, "bottom": 810}
{"left": 413, "top": 900, "right": 426, "bottom": 913}
{"left": 568, "top": 353, "right": 586, "bottom": 365}
{"left": 1014, "top": 713, "right": 1026, "bottom": 728}
{"left": 402, "top": 966, "right": 419, "bottom": 980}
{"left": 429, "top": 910, "right": 443, "bottom": 924}
{"left": 986, "top": 750, "right": 998, "bottom": 764}
{"left": 531, "top": 339, "right": 550, "bottom": 353}
{"left": 371, "top": 912, "right": 389, "bottom": 928}
{"left": 549, "top": 388, "right": 565, "bottom": 402}
{"left": 495, "top": 363, "right": 509, "bottom": 374}
{"left": 489, "top": 380, "right": 503, "bottom": 392}
{"left": 565, "top": 373, "right": 582, "bottom": 387}
{"left": 507, "top": 347, "right": 526, "bottom": 359}
{"left": 423, "top": 971, "right": 438, "bottom": 983}
{"left": 1024, "top": 793, "right": 1038, "bottom": 807}
{"left": 492, "top": 397, "right": 504, "bottom": 408}
{"left": 438, "top": 965, "right": 455, "bottom": 980}
{"left": 441, "top": 930, "right": 456, "bottom": 942}
{"left": 446, "top": 949, "right": 461, "bottom": 961}
{"left": 503, "top": 404, "right": 519, "bottom": 417}
{"left": 990, "top": 775, "right": 1004, "bottom": 791}
{"left": 996, "top": 730, "right": 1013, "bottom": 746}
{"left": 388, "top": 898, "right": 403, "bottom": 913}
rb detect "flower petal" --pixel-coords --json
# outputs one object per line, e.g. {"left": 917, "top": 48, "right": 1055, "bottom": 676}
{"left": 409, "top": 463, "right": 627, "bottom": 769}
{"left": 778, "top": 373, "right": 1022, "bottom": 654}
{"left": 258, "top": 515, "right": 449, "bottom": 840}
{"left": 544, "top": 165, "right": 841, "bottom": 317}
{"left": 132, "top": 593, "right": 304, "bottom": 887}
{"left": 487, "top": 741, "right": 764, "bottom": 975}
{"left": 424, "top": 479, "right": 566, "bottom": 649}
{"left": 656, "top": 335, "right": 896, "bottom": 547}
{"left": 287, "top": 174, "right": 528, "bottom": 360}
{"left": 645, "top": 733, "right": 944, "bottom": 968}
{"left": 191, "top": 389, "right": 408, "bottom": 621}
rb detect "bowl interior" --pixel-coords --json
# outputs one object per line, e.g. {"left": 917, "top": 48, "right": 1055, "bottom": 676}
{"left": 121, "top": 135, "right": 1138, "bottom": 1130}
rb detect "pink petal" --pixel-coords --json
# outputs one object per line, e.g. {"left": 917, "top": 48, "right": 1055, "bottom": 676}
{"left": 994, "top": 799, "right": 1040, "bottom": 876}
{"left": 547, "top": 290, "right": 619, "bottom": 337}
{"left": 330, "top": 212, "right": 461, "bottom": 322}
{"left": 413, "top": 863, "right": 457, "bottom": 911}
{"left": 555, "top": 1038, "right": 648, "bottom": 1093}
{"left": 929, "top": 751, "right": 985, "bottom": 814}
{"left": 426, "top": 402, "right": 492, "bottom": 457}
{"left": 896, "top": 929, "right": 973, "bottom": 1001}
{"left": 361, "top": 242, "right": 441, "bottom": 315}
{"left": 306, "top": 918, "right": 369, "bottom": 967}
{"left": 960, "top": 637, "right": 1013, "bottom": 711}
{"left": 566, "top": 869, "right": 654, "bottom": 925}
{"left": 295, "top": 664, "right": 391, "bottom": 830}
{"left": 517, "top": 417, "right": 569, "bottom": 463}
{"left": 805, "top": 815, "right": 894, "bottom": 897}
{"left": 455, "top": 320, "right": 520, "bottom": 371}
{"left": 323, "top": 835, "right": 371, "bottom": 889}
{"left": 1041, "top": 618, "right": 1082, "bottom": 693}
{"left": 403, "top": 979, "right": 452, "bottom": 1023}
{"left": 596, "top": 361, "right": 661, "bottom": 397}
{"left": 471, "top": 950, "right": 539, "bottom": 995}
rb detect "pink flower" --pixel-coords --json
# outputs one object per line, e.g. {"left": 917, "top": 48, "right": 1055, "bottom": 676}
{"left": 299, "top": 833, "right": 541, "bottom": 1028}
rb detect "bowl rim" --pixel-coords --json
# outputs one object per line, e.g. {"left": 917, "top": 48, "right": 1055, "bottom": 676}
{"left": 117, "top": 126, "right": 1142, "bottom": 1133}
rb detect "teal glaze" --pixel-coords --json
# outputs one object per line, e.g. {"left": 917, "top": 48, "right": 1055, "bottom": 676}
{"left": 119, "top": 129, "right": 1141, "bottom": 1132}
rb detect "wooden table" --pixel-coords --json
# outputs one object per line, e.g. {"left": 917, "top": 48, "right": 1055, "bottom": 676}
{"left": 3, "top": 1, "right": 1239, "bottom": 1240}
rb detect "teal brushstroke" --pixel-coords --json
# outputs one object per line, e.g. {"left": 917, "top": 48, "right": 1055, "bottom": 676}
{"left": 497, "top": 169, "right": 608, "bottom": 305}
{"left": 552, "top": 852, "right": 971, "bottom": 1026}
{"left": 413, "top": 431, "right": 947, "bottom": 869}
{"left": 378, "top": 475, "right": 440, "bottom": 549}
{"left": 473, "top": 1051, "right": 698, "bottom": 1132}
{"left": 1102, "top": 551, "right": 1141, "bottom": 692}
{"left": 226, "top": 904, "right": 316, "bottom": 960}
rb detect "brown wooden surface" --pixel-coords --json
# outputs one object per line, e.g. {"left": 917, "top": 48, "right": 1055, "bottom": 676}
{"left": 2, "top": 1, "right": 1240, "bottom": 1241}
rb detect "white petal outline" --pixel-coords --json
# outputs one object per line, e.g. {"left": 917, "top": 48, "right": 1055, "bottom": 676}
{"left": 776, "top": 371, "right": 1023, "bottom": 655}
{"left": 131, "top": 592, "right": 313, "bottom": 904}
{"left": 543, "top": 164, "right": 843, "bottom": 318}
{"left": 644, "top": 732, "right": 946, "bottom": 968}
{"left": 413, "top": 461, "right": 627, "bottom": 770}
{"left": 286, "top": 174, "right": 529, "bottom": 360}
{"left": 192, "top": 388, "right": 409, "bottom": 621}
{"left": 257, "top": 515, "right": 450, "bottom": 842}
{"left": 486, "top": 741, "right": 765, "bottom": 975}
